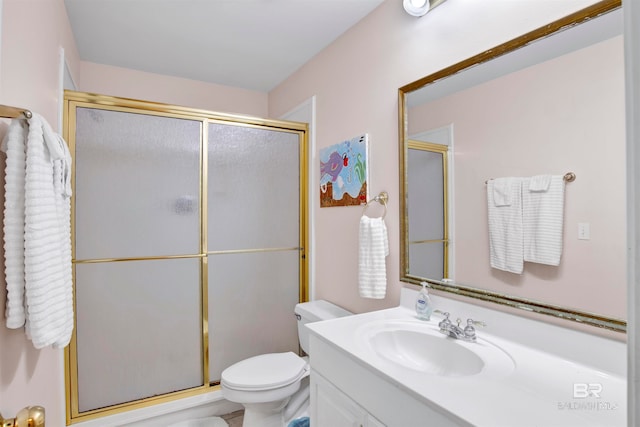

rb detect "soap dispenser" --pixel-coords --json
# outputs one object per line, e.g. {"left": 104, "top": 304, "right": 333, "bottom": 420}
{"left": 415, "top": 282, "right": 433, "bottom": 320}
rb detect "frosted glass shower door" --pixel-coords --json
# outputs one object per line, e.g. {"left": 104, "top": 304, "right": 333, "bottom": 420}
{"left": 75, "top": 258, "right": 203, "bottom": 411}
{"left": 74, "top": 108, "right": 201, "bottom": 260}
{"left": 207, "top": 122, "right": 302, "bottom": 382}
{"left": 73, "top": 107, "right": 203, "bottom": 412}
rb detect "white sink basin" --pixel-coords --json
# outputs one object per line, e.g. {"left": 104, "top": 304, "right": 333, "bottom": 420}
{"left": 369, "top": 329, "right": 484, "bottom": 376}
{"left": 358, "top": 319, "right": 515, "bottom": 378}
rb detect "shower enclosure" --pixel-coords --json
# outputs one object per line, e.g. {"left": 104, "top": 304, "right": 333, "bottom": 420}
{"left": 63, "top": 91, "right": 308, "bottom": 423}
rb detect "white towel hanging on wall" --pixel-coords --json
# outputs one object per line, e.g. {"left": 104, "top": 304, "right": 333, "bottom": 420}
{"left": 2, "top": 113, "right": 74, "bottom": 349}
{"left": 487, "top": 173, "right": 570, "bottom": 273}
{"left": 523, "top": 175, "right": 565, "bottom": 266}
{"left": 487, "top": 177, "right": 524, "bottom": 274}
{"left": 358, "top": 215, "right": 389, "bottom": 299}
{"left": 2, "top": 119, "right": 28, "bottom": 328}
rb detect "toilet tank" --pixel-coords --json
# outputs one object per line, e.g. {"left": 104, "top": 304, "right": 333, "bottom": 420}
{"left": 294, "top": 300, "right": 352, "bottom": 354}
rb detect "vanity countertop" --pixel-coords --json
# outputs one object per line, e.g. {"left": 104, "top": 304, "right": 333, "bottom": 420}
{"left": 306, "top": 288, "right": 626, "bottom": 427}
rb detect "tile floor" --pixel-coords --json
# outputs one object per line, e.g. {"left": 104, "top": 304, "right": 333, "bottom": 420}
{"left": 221, "top": 410, "right": 243, "bottom": 427}
{"left": 220, "top": 409, "right": 309, "bottom": 426}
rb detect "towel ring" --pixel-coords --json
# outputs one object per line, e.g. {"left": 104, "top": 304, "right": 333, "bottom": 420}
{"left": 362, "top": 191, "right": 388, "bottom": 219}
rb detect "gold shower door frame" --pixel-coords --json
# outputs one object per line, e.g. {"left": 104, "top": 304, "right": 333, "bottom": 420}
{"left": 63, "top": 91, "right": 308, "bottom": 424}
{"left": 405, "top": 140, "right": 449, "bottom": 280}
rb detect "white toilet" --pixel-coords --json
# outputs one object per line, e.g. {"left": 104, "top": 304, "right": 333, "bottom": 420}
{"left": 220, "top": 300, "right": 352, "bottom": 427}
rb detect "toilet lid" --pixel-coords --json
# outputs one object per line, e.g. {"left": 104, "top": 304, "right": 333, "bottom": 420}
{"left": 221, "top": 352, "right": 308, "bottom": 391}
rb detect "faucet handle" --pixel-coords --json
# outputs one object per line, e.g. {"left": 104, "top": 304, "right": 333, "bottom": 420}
{"left": 467, "top": 318, "right": 486, "bottom": 327}
{"left": 463, "top": 318, "right": 485, "bottom": 341}
{"left": 433, "top": 310, "right": 451, "bottom": 329}
{"left": 434, "top": 310, "right": 451, "bottom": 323}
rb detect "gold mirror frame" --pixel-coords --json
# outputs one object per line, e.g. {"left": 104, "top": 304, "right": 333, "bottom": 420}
{"left": 398, "top": 0, "right": 625, "bottom": 333}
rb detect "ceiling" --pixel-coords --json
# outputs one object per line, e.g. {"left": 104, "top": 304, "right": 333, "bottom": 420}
{"left": 64, "top": 0, "right": 386, "bottom": 93}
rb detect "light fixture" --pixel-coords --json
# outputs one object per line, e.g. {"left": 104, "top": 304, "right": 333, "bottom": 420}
{"left": 403, "top": 0, "right": 430, "bottom": 17}
{"left": 403, "top": 0, "right": 448, "bottom": 17}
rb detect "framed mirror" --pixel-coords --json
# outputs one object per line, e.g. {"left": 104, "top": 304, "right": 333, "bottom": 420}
{"left": 399, "top": 0, "right": 625, "bottom": 332}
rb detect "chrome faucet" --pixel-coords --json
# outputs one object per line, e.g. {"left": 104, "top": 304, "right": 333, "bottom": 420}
{"left": 434, "top": 310, "right": 485, "bottom": 342}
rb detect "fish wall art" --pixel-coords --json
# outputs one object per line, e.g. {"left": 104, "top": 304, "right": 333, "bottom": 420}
{"left": 319, "top": 134, "right": 368, "bottom": 207}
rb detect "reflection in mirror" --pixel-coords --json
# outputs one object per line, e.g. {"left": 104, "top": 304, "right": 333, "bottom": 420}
{"left": 407, "top": 139, "right": 449, "bottom": 281}
{"left": 399, "top": 0, "right": 625, "bottom": 332}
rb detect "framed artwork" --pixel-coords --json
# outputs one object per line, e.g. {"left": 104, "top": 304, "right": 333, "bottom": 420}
{"left": 319, "top": 134, "right": 368, "bottom": 207}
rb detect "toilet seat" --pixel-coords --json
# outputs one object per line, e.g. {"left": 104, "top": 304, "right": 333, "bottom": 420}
{"left": 221, "top": 352, "right": 308, "bottom": 392}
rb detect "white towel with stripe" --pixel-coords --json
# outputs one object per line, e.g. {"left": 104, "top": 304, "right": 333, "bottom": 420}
{"left": 487, "top": 177, "right": 524, "bottom": 274}
{"left": 2, "top": 119, "right": 28, "bottom": 328}
{"left": 358, "top": 215, "right": 389, "bottom": 299}
{"left": 24, "top": 113, "right": 73, "bottom": 349}
{"left": 2, "top": 113, "right": 73, "bottom": 349}
{"left": 523, "top": 175, "right": 565, "bottom": 266}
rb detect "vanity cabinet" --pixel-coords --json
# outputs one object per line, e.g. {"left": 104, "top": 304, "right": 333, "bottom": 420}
{"left": 311, "top": 372, "right": 385, "bottom": 427}
{"left": 306, "top": 288, "right": 626, "bottom": 427}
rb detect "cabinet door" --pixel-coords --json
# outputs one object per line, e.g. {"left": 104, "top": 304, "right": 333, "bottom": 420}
{"left": 312, "top": 374, "right": 364, "bottom": 427}
{"left": 315, "top": 384, "right": 363, "bottom": 427}
{"left": 312, "top": 373, "right": 387, "bottom": 427}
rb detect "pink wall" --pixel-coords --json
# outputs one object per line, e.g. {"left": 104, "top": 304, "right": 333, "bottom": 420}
{"left": 268, "top": 0, "right": 601, "bottom": 315}
{"left": 409, "top": 36, "right": 626, "bottom": 319}
{"left": 79, "top": 62, "right": 268, "bottom": 118}
{"left": 0, "top": 1, "right": 79, "bottom": 424}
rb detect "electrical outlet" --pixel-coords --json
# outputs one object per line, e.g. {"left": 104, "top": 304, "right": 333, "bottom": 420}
{"left": 578, "top": 222, "right": 590, "bottom": 240}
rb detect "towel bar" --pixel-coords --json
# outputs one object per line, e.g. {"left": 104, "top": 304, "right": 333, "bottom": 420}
{"left": 485, "top": 172, "right": 576, "bottom": 185}
{"left": 0, "top": 104, "right": 32, "bottom": 119}
{"left": 0, "top": 406, "right": 45, "bottom": 427}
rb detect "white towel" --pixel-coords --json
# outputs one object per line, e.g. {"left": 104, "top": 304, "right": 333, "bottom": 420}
{"left": 528, "top": 174, "right": 552, "bottom": 192}
{"left": 23, "top": 113, "right": 74, "bottom": 349}
{"left": 2, "top": 119, "right": 28, "bottom": 328}
{"left": 1, "top": 113, "right": 73, "bottom": 349}
{"left": 487, "top": 177, "right": 524, "bottom": 274}
{"left": 492, "top": 178, "right": 512, "bottom": 206}
{"left": 523, "top": 175, "right": 565, "bottom": 266}
{"left": 358, "top": 216, "right": 389, "bottom": 299}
